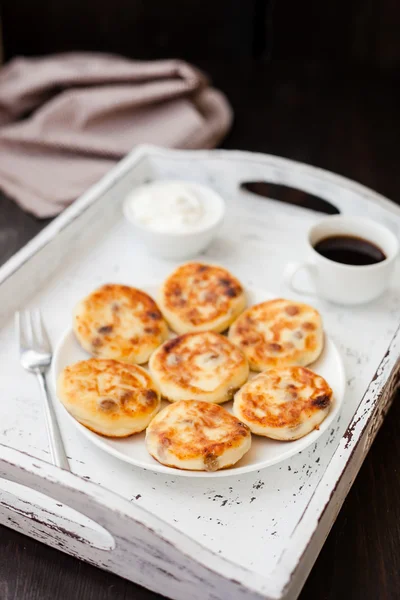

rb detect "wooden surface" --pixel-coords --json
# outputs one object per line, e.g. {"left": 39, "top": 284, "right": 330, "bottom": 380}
{"left": 3, "top": 0, "right": 400, "bottom": 68}
{"left": 0, "top": 62, "right": 399, "bottom": 599}
{"left": 1, "top": 0, "right": 260, "bottom": 61}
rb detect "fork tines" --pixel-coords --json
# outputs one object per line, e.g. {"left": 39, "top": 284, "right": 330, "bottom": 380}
{"left": 16, "top": 310, "right": 51, "bottom": 353}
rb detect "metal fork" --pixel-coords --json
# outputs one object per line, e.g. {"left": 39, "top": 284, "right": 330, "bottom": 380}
{"left": 16, "top": 310, "right": 70, "bottom": 471}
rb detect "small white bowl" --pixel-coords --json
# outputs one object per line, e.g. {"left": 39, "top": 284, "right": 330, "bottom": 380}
{"left": 123, "top": 180, "right": 226, "bottom": 260}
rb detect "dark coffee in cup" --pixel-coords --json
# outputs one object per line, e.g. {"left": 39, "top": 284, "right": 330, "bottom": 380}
{"left": 313, "top": 235, "right": 386, "bottom": 266}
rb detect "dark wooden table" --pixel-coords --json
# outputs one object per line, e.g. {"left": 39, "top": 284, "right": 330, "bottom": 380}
{"left": 0, "top": 62, "right": 399, "bottom": 600}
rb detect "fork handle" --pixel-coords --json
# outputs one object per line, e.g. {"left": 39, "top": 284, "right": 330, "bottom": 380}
{"left": 36, "top": 372, "right": 70, "bottom": 471}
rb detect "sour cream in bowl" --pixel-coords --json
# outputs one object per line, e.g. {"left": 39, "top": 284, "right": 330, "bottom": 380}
{"left": 123, "top": 180, "right": 225, "bottom": 259}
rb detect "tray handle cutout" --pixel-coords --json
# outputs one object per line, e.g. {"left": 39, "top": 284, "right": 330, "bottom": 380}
{"left": 240, "top": 181, "right": 340, "bottom": 215}
{"left": 0, "top": 477, "right": 115, "bottom": 552}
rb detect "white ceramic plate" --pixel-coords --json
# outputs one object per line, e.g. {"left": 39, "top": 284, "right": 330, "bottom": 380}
{"left": 52, "top": 286, "right": 345, "bottom": 478}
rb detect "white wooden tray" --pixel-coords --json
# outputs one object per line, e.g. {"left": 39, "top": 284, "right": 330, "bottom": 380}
{"left": 0, "top": 146, "right": 399, "bottom": 600}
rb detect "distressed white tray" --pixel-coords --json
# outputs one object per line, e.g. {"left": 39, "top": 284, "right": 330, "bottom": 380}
{"left": 0, "top": 146, "right": 399, "bottom": 600}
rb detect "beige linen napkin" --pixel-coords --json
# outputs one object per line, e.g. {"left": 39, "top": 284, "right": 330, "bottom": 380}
{"left": 0, "top": 53, "right": 232, "bottom": 217}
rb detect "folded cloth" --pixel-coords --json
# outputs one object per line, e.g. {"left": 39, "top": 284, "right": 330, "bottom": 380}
{"left": 0, "top": 53, "right": 232, "bottom": 217}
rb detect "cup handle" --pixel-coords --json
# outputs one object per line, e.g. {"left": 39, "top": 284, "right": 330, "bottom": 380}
{"left": 283, "top": 261, "right": 317, "bottom": 296}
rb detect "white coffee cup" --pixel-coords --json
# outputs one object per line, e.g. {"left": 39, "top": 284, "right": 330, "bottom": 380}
{"left": 284, "top": 215, "right": 399, "bottom": 305}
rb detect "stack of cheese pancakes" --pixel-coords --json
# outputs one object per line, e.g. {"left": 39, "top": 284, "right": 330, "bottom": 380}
{"left": 58, "top": 262, "right": 332, "bottom": 472}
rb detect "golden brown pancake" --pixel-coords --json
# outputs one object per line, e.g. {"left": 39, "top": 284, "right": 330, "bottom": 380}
{"left": 57, "top": 358, "right": 160, "bottom": 437}
{"left": 229, "top": 299, "right": 323, "bottom": 371}
{"left": 73, "top": 284, "right": 168, "bottom": 364}
{"left": 146, "top": 400, "right": 251, "bottom": 471}
{"left": 158, "top": 262, "right": 246, "bottom": 334}
{"left": 233, "top": 366, "right": 332, "bottom": 440}
{"left": 149, "top": 331, "right": 249, "bottom": 404}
